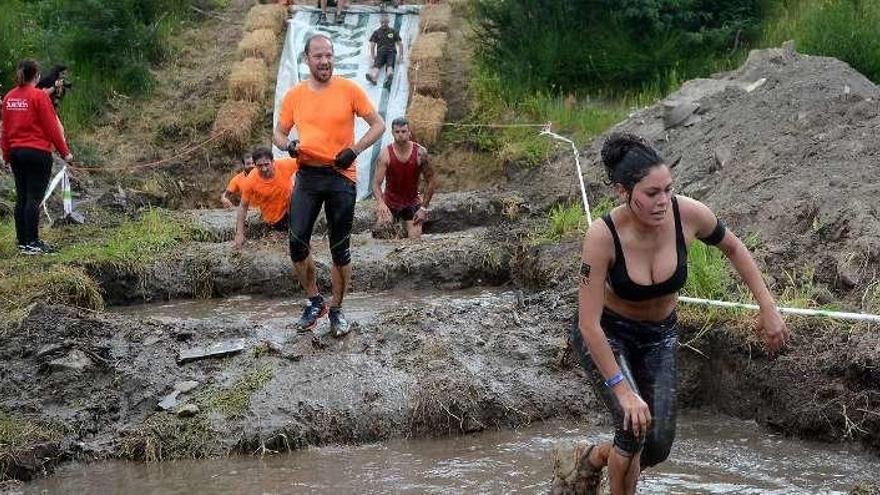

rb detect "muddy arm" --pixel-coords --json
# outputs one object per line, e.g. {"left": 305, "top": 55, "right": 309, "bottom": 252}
{"left": 418, "top": 145, "right": 435, "bottom": 208}
{"left": 234, "top": 200, "right": 249, "bottom": 247}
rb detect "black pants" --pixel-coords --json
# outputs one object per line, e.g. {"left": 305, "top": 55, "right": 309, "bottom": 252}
{"left": 10, "top": 148, "right": 53, "bottom": 246}
{"left": 288, "top": 166, "right": 356, "bottom": 266}
{"left": 570, "top": 308, "right": 678, "bottom": 469}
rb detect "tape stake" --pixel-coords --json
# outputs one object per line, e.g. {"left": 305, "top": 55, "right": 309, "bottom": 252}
{"left": 539, "top": 124, "right": 591, "bottom": 225}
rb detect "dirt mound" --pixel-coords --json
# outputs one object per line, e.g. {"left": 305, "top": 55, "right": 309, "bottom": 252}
{"left": 579, "top": 44, "right": 880, "bottom": 302}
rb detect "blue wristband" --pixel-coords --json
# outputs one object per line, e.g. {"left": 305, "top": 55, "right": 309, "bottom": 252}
{"left": 605, "top": 372, "right": 624, "bottom": 388}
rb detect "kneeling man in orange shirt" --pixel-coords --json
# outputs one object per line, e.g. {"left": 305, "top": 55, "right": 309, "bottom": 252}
{"left": 233, "top": 146, "right": 298, "bottom": 247}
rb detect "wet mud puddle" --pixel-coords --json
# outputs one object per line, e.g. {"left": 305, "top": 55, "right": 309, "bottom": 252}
{"left": 112, "top": 288, "right": 505, "bottom": 340}
{"left": 24, "top": 411, "right": 879, "bottom": 494}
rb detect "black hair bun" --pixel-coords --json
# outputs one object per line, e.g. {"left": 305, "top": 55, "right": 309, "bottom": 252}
{"left": 601, "top": 132, "right": 648, "bottom": 170}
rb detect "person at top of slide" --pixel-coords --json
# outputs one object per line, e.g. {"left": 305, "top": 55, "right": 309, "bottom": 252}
{"left": 272, "top": 34, "right": 385, "bottom": 337}
{"left": 366, "top": 13, "right": 404, "bottom": 90}
{"left": 554, "top": 132, "right": 788, "bottom": 495}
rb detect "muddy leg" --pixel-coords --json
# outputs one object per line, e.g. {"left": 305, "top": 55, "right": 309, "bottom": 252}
{"left": 550, "top": 440, "right": 608, "bottom": 494}
{"left": 293, "top": 254, "right": 320, "bottom": 298}
{"left": 330, "top": 263, "right": 350, "bottom": 307}
{"left": 607, "top": 448, "right": 640, "bottom": 495}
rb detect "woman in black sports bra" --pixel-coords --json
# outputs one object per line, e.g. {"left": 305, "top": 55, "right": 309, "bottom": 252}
{"left": 555, "top": 133, "right": 789, "bottom": 495}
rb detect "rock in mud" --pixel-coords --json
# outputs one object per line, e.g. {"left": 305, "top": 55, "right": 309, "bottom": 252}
{"left": 48, "top": 350, "right": 93, "bottom": 373}
{"left": 177, "top": 339, "right": 247, "bottom": 364}
{"left": 176, "top": 404, "right": 200, "bottom": 417}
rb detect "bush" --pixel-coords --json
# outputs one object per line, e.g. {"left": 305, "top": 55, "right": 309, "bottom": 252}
{"left": 471, "top": 0, "right": 765, "bottom": 96}
{"left": 0, "top": 0, "right": 224, "bottom": 135}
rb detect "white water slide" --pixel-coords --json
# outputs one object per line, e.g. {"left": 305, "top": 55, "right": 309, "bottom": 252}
{"left": 274, "top": 4, "right": 423, "bottom": 200}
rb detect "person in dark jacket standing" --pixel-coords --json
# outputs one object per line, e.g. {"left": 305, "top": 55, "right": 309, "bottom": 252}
{"left": 1, "top": 59, "right": 72, "bottom": 255}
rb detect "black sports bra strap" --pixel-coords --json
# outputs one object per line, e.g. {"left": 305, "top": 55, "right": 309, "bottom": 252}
{"left": 601, "top": 214, "right": 624, "bottom": 259}
{"left": 671, "top": 196, "right": 685, "bottom": 247}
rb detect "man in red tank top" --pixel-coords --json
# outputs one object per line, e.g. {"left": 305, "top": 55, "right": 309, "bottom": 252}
{"left": 372, "top": 117, "right": 436, "bottom": 239}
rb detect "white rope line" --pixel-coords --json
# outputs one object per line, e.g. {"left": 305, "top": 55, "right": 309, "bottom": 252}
{"left": 539, "top": 122, "right": 880, "bottom": 323}
{"left": 679, "top": 296, "right": 880, "bottom": 323}
{"left": 539, "top": 123, "right": 592, "bottom": 225}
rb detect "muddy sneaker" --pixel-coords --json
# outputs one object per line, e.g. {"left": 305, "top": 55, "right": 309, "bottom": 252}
{"left": 550, "top": 440, "right": 603, "bottom": 495}
{"left": 298, "top": 299, "right": 329, "bottom": 332}
{"left": 335, "top": 10, "right": 346, "bottom": 24}
{"left": 383, "top": 77, "right": 393, "bottom": 89}
{"left": 18, "top": 244, "right": 39, "bottom": 255}
{"left": 366, "top": 73, "right": 376, "bottom": 85}
{"left": 31, "top": 240, "right": 57, "bottom": 254}
{"left": 329, "top": 306, "right": 350, "bottom": 337}
{"left": 318, "top": 12, "right": 327, "bottom": 24}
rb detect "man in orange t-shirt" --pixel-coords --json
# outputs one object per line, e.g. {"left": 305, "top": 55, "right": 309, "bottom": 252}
{"left": 221, "top": 152, "right": 255, "bottom": 208}
{"left": 273, "top": 34, "right": 385, "bottom": 337}
{"left": 233, "top": 147, "right": 298, "bottom": 248}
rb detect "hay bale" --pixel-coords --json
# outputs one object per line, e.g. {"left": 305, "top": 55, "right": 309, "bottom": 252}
{"left": 410, "top": 31, "right": 447, "bottom": 61}
{"left": 419, "top": 3, "right": 452, "bottom": 33}
{"left": 245, "top": 3, "right": 288, "bottom": 35}
{"left": 228, "top": 58, "right": 269, "bottom": 102}
{"left": 212, "top": 100, "right": 259, "bottom": 152}
{"left": 409, "top": 59, "right": 442, "bottom": 97}
{"left": 409, "top": 32, "right": 447, "bottom": 97}
{"left": 237, "top": 29, "right": 279, "bottom": 63}
{"left": 407, "top": 94, "right": 447, "bottom": 146}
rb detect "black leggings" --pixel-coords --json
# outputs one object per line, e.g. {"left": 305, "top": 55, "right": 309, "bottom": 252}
{"left": 10, "top": 148, "right": 53, "bottom": 246}
{"left": 570, "top": 308, "right": 678, "bottom": 469}
{"left": 288, "top": 166, "right": 356, "bottom": 266}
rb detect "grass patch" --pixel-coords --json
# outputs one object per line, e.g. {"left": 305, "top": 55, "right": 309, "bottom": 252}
{"left": 201, "top": 366, "right": 274, "bottom": 418}
{"left": 538, "top": 198, "right": 615, "bottom": 244}
{"left": 119, "top": 412, "right": 216, "bottom": 462}
{"left": 762, "top": 0, "right": 880, "bottom": 83}
{"left": 0, "top": 413, "right": 64, "bottom": 452}
{"left": 0, "top": 208, "right": 198, "bottom": 320}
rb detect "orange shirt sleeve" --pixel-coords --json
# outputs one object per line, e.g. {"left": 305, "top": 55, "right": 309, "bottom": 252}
{"left": 279, "top": 88, "right": 297, "bottom": 130}
{"left": 350, "top": 82, "right": 375, "bottom": 119}
{"left": 240, "top": 174, "right": 255, "bottom": 203}
{"left": 226, "top": 174, "right": 242, "bottom": 195}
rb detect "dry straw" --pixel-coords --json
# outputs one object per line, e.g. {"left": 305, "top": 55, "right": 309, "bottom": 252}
{"left": 419, "top": 3, "right": 452, "bottom": 33}
{"left": 212, "top": 100, "right": 259, "bottom": 152}
{"left": 245, "top": 3, "right": 288, "bottom": 35}
{"left": 407, "top": 94, "right": 448, "bottom": 146}
{"left": 228, "top": 58, "right": 269, "bottom": 102}
{"left": 238, "top": 29, "right": 279, "bottom": 63}
{"left": 410, "top": 32, "right": 447, "bottom": 96}
{"left": 410, "top": 60, "right": 443, "bottom": 97}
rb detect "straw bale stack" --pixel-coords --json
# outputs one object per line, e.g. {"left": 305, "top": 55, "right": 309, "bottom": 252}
{"left": 407, "top": 94, "right": 447, "bottom": 146}
{"left": 212, "top": 100, "right": 259, "bottom": 152}
{"left": 245, "top": 3, "right": 288, "bottom": 35}
{"left": 237, "top": 29, "right": 279, "bottom": 63}
{"left": 228, "top": 58, "right": 269, "bottom": 102}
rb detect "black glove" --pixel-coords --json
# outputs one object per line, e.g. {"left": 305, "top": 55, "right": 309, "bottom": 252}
{"left": 286, "top": 139, "right": 299, "bottom": 157}
{"left": 334, "top": 147, "right": 358, "bottom": 169}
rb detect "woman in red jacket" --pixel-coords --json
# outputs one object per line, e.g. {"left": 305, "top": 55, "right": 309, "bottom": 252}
{"left": 1, "top": 59, "right": 72, "bottom": 254}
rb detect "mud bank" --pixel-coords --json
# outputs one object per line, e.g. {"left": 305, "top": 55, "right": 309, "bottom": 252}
{"left": 0, "top": 291, "right": 591, "bottom": 481}
{"left": 88, "top": 226, "right": 515, "bottom": 305}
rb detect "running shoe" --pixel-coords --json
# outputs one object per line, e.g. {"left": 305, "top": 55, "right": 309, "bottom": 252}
{"left": 318, "top": 12, "right": 328, "bottom": 24}
{"left": 298, "top": 299, "right": 329, "bottom": 331}
{"left": 366, "top": 73, "right": 377, "bottom": 85}
{"left": 336, "top": 10, "right": 346, "bottom": 24}
{"left": 329, "top": 306, "right": 350, "bottom": 337}
{"left": 31, "top": 240, "right": 57, "bottom": 254}
{"left": 383, "top": 77, "right": 393, "bottom": 89}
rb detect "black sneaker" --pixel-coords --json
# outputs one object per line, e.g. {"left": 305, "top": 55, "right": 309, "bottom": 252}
{"left": 329, "top": 307, "right": 350, "bottom": 337}
{"left": 318, "top": 12, "right": 327, "bottom": 24}
{"left": 383, "top": 77, "right": 393, "bottom": 89}
{"left": 18, "top": 244, "right": 38, "bottom": 255}
{"left": 298, "top": 300, "right": 329, "bottom": 331}
{"left": 336, "top": 10, "right": 346, "bottom": 24}
{"left": 32, "top": 240, "right": 57, "bottom": 254}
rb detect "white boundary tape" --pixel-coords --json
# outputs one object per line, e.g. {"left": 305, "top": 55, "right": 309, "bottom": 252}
{"left": 539, "top": 124, "right": 880, "bottom": 324}
{"left": 40, "top": 165, "right": 73, "bottom": 224}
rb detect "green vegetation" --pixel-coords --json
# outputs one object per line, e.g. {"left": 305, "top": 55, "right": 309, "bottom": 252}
{"left": 202, "top": 367, "right": 274, "bottom": 418}
{"left": 0, "top": 0, "right": 226, "bottom": 137}
{"left": 0, "top": 412, "right": 64, "bottom": 451}
{"left": 763, "top": 0, "right": 880, "bottom": 82}
{"left": 0, "top": 208, "right": 198, "bottom": 319}
{"left": 539, "top": 198, "right": 614, "bottom": 243}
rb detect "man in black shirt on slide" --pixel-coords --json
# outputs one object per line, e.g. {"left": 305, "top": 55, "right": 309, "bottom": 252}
{"left": 366, "top": 14, "right": 404, "bottom": 90}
